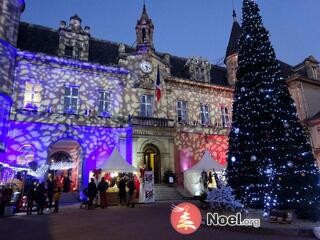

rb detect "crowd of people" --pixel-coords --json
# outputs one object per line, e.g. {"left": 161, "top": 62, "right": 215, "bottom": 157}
{"left": 85, "top": 174, "right": 136, "bottom": 209}
{"left": 26, "top": 176, "right": 64, "bottom": 215}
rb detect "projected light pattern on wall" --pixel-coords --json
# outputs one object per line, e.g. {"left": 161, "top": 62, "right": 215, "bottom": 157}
{"left": 0, "top": 120, "right": 132, "bottom": 187}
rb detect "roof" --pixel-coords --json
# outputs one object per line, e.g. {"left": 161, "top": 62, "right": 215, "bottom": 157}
{"left": 225, "top": 19, "right": 241, "bottom": 60}
{"left": 184, "top": 150, "right": 226, "bottom": 172}
{"left": 309, "top": 111, "right": 320, "bottom": 121}
{"left": 96, "top": 148, "right": 137, "bottom": 172}
{"left": 17, "top": 22, "right": 230, "bottom": 87}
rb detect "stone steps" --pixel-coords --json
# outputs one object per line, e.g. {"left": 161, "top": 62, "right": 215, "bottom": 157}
{"left": 154, "top": 185, "right": 184, "bottom": 201}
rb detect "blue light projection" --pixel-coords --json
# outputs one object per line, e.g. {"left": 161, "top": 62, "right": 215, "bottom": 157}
{"left": 0, "top": 93, "right": 11, "bottom": 151}
{"left": 0, "top": 120, "right": 132, "bottom": 188}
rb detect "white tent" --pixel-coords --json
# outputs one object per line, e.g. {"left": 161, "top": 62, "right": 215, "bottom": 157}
{"left": 97, "top": 148, "right": 138, "bottom": 172}
{"left": 183, "top": 150, "right": 226, "bottom": 196}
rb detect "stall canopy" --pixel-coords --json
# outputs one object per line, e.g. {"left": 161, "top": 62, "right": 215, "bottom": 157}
{"left": 184, "top": 150, "right": 226, "bottom": 196}
{"left": 97, "top": 148, "right": 138, "bottom": 172}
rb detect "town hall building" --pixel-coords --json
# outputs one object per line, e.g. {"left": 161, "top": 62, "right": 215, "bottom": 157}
{"left": 1, "top": 1, "right": 320, "bottom": 191}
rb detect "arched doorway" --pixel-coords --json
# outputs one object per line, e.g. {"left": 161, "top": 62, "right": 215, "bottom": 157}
{"left": 48, "top": 139, "right": 82, "bottom": 191}
{"left": 143, "top": 144, "right": 161, "bottom": 184}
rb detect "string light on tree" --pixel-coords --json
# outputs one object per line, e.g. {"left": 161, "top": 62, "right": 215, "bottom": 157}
{"left": 226, "top": 0, "right": 320, "bottom": 218}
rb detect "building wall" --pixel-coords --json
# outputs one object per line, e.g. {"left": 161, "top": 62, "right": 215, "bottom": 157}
{"left": 12, "top": 52, "right": 129, "bottom": 123}
{"left": 0, "top": 120, "right": 132, "bottom": 187}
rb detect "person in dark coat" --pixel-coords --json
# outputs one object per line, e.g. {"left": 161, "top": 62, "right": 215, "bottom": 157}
{"left": 98, "top": 178, "right": 109, "bottom": 209}
{"left": 126, "top": 176, "right": 136, "bottom": 208}
{"left": 63, "top": 176, "right": 72, "bottom": 192}
{"left": 87, "top": 178, "right": 97, "bottom": 209}
{"left": 36, "top": 182, "right": 46, "bottom": 215}
{"left": 27, "top": 187, "right": 35, "bottom": 215}
{"left": 118, "top": 175, "right": 127, "bottom": 206}
{"left": 47, "top": 177, "right": 55, "bottom": 209}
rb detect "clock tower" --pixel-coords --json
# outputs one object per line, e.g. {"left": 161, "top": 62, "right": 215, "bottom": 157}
{"left": 136, "top": 4, "right": 154, "bottom": 53}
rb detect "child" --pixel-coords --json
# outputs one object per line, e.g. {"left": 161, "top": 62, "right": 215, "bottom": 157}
{"left": 53, "top": 187, "right": 62, "bottom": 213}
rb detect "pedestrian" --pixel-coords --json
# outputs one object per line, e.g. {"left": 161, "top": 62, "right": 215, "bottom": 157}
{"left": 98, "top": 177, "right": 109, "bottom": 209}
{"left": 26, "top": 187, "right": 35, "bottom": 215}
{"left": 87, "top": 178, "right": 97, "bottom": 209}
{"left": 126, "top": 176, "right": 136, "bottom": 208}
{"left": 63, "top": 176, "right": 72, "bottom": 192}
{"left": 53, "top": 187, "right": 62, "bottom": 213}
{"left": 118, "top": 175, "right": 126, "bottom": 206}
{"left": 47, "top": 177, "right": 55, "bottom": 209}
{"left": 36, "top": 182, "right": 46, "bottom": 215}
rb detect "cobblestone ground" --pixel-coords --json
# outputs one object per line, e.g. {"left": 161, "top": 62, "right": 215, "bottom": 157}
{"left": 0, "top": 202, "right": 315, "bottom": 240}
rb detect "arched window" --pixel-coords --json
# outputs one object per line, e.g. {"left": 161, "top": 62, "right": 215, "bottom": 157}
{"left": 17, "top": 145, "right": 35, "bottom": 166}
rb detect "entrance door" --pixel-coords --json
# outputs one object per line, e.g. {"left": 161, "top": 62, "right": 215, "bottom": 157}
{"left": 143, "top": 144, "right": 161, "bottom": 184}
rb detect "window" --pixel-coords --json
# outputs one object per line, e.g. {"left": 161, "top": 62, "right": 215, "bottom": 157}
{"left": 64, "top": 85, "right": 79, "bottom": 114}
{"left": 200, "top": 104, "right": 210, "bottom": 125}
{"left": 177, "top": 101, "right": 188, "bottom": 123}
{"left": 65, "top": 45, "right": 73, "bottom": 58}
{"left": 140, "top": 95, "right": 153, "bottom": 117}
{"left": 98, "top": 91, "right": 111, "bottom": 117}
{"left": 17, "top": 145, "right": 35, "bottom": 166}
{"left": 23, "top": 82, "right": 41, "bottom": 111}
{"left": 221, "top": 107, "right": 230, "bottom": 128}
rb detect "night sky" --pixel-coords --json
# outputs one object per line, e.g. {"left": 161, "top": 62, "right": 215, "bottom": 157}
{"left": 21, "top": 0, "right": 320, "bottom": 66}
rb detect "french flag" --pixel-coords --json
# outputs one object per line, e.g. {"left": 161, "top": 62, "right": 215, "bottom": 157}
{"left": 155, "top": 65, "right": 161, "bottom": 102}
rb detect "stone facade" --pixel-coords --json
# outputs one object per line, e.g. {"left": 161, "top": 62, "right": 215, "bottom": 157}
{"left": 1, "top": 4, "right": 320, "bottom": 188}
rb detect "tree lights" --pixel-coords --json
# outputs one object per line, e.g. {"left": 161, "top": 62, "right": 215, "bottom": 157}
{"left": 227, "top": 0, "right": 320, "bottom": 217}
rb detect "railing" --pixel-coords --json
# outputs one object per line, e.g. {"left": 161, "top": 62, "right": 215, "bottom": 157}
{"left": 131, "top": 116, "right": 174, "bottom": 128}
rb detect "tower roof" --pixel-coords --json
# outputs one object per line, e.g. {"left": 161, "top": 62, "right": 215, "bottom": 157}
{"left": 225, "top": 10, "right": 241, "bottom": 61}
{"left": 137, "top": 4, "right": 153, "bottom": 27}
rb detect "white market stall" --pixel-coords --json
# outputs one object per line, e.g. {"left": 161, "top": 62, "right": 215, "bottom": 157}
{"left": 95, "top": 148, "right": 138, "bottom": 205}
{"left": 97, "top": 148, "right": 138, "bottom": 173}
{"left": 184, "top": 150, "right": 226, "bottom": 196}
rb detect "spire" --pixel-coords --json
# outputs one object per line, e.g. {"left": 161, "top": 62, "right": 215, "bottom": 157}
{"left": 225, "top": 9, "right": 241, "bottom": 62}
{"left": 136, "top": 3, "right": 154, "bottom": 52}
{"left": 141, "top": 3, "right": 151, "bottom": 22}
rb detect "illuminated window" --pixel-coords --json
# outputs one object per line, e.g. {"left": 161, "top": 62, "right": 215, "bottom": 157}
{"left": 177, "top": 101, "right": 188, "bottom": 123}
{"left": 64, "top": 85, "right": 79, "bottom": 114}
{"left": 98, "top": 91, "right": 111, "bottom": 117}
{"left": 200, "top": 104, "right": 210, "bottom": 125}
{"left": 23, "top": 82, "right": 42, "bottom": 111}
{"left": 140, "top": 95, "right": 153, "bottom": 117}
{"left": 221, "top": 107, "right": 230, "bottom": 128}
{"left": 17, "top": 145, "right": 35, "bottom": 166}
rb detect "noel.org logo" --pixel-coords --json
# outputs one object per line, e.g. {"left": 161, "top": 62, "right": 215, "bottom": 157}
{"left": 170, "top": 202, "right": 202, "bottom": 234}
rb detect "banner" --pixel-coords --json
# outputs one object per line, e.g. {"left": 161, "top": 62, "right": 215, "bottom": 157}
{"left": 144, "top": 171, "right": 155, "bottom": 203}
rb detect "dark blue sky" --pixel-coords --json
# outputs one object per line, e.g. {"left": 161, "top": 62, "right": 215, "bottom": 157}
{"left": 21, "top": 0, "right": 320, "bottom": 66}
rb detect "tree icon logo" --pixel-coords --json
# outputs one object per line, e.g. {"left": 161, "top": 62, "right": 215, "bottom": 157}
{"left": 170, "top": 202, "right": 201, "bottom": 234}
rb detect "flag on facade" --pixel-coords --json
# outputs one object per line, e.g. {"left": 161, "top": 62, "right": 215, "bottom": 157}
{"left": 155, "top": 65, "right": 161, "bottom": 102}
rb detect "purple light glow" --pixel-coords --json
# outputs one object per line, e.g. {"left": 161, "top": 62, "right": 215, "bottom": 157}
{"left": 17, "top": 51, "right": 129, "bottom": 75}
{"left": 0, "top": 120, "right": 133, "bottom": 188}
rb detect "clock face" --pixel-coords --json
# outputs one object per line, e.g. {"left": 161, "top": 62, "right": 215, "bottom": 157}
{"left": 140, "top": 61, "right": 153, "bottom": 74}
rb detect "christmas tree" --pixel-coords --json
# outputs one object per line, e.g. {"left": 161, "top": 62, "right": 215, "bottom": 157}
{"left": 227, "top": 0, "right": 320, "bottom": 215}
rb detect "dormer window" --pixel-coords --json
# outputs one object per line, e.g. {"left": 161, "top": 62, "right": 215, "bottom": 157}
{"left": 58, "top": 14, "right": 90, "bottom": 61}
{"left": 185, "top": 57, "right": 211, "bottom": 83}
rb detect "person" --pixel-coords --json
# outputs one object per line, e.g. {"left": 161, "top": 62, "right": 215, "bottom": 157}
{"left": 98, "top": 177, "right": 109, "bottom": 209}
{"left": 63, "top": 176, "right": 72, "bottom": 193}
{"left": 87, "top": 178, "right": 97, "bottom": 209}
{"left": 26, "top": 187, "right": 35, "bottom": 215}
{"left": 118, "top": 175, "right": 126, "bottom": 206}
{"left": 35, "top": 182, "right": 46, "bottom": 215}
{"left": 126, "top": 176, "right": 136, "bottom": 208}
{"left": 47, "top": 177, "right": 55, "bottom": 209}
{"left": 53, "top": 187, "right": 61, "bottom": 213}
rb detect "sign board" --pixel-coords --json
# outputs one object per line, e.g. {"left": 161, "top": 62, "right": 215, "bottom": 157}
{"left": 144, "top": 171, "right": 155, "bottom": 203}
